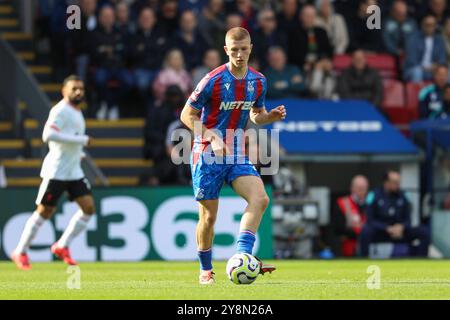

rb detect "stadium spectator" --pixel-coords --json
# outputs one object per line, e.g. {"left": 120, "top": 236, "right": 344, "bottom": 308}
{"left": 130, "top": 0, "right": 160, "bottom": 20}
{"left": 144, "top": 84, "right": 182, "bottom": 161}
{"left": 331, "top": 175, "right": 368, "bottom": 257}
{"left": 48, "top": 0, "right": 75, "bottom": 81}
{"left": 69, "top": 0, "right": 98, "bottom": 83}
{"left": 217, "top": 13, "right": 243, "bottom": 60}
{"left": 90, "top": 5, "right": 133, "bottom": 120}
{"left": 427, "top": 0, "right": 449, "bottom": 32}
{"left": 152, "top": 49, "right": 192, "bottom": 106}
{"left": 359, "top": 170, "right": 430, "bottom": 257}
{"left": 143, "top": 85, "right": 190, "bottom": 185}
{"left": 178, "top": 0, "right": 209, "bottom": 13}
{"left": 158, "top": 0, "right": 180, "bottom": 35}
{"left": 337, "top": 50, "right": 383, "bottom": 108}
{"left": 252, "top": 8, "right": 287, "bottom": 70}
{"left": 407, "top": 0, "right": 429, "bottom": 21}
{"left": 115, "top": 1, "right": 135, "bottom": 37}
{"left": 382, "top": 0, "right": 418, "bottom": 58}
{"left": 311, "top": 65, "right": 335, "bottom": 98}
{"left": 404, "top": 15, "right": 446, "bottom": 82}
{"left": 287, "top": 5, "right": 333, "bottom": 86}
{"left": 169, "top": 10, "right": 210, "bottom": 71}
{"left": 129, "top": 7, "right": 169, "bottom": 110}
{"left": 192, "top": 49, "right": 222, "bottom": 86}
{"left": 276, "top": 0, "right": 300, "bottom": 34}
{"left": 315, "top": 0, "right": 349, "bottom": 54}
{"left": 197, "top": 0, "right": 226, "bottom": 49}
{"left": 264, "top": 46, "right": 306, "bottom": 99}
{"left": 348, "top": 0, "right": 384, "bottom": 53}
{"left": 235, "top": 0, "right": 258, "bottom": 33}
{"left": 225, "top": 12, "right": 243, "bottom": 30}
{"left": 419, "top": 65, "right": 449, "bottom": 119}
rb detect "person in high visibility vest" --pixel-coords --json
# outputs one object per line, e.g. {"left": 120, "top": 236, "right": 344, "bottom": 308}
{"left": 331, "top": 175, "right": 368, "bottom": 257}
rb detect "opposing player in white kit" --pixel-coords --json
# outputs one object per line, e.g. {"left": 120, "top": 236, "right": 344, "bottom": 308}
{"left": 12, "top": 75, "right": 96, "bottom": 270}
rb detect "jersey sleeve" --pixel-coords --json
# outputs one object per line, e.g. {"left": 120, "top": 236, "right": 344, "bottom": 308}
{"left": 42, "top": 107, "right": 88, "bottom": 145}
{"left": 187, "top": 74, "right": 213, "bottom": 111}
{"left": 45, "top": 106, "right": 66, "bottom": 132}
{"left": 255, "top": 76, "right": 267, "bottom": 109}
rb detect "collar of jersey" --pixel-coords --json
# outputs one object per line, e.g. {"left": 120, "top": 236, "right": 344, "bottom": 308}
{"left": 226, "top": 62, "right": 248, "bottom": 80}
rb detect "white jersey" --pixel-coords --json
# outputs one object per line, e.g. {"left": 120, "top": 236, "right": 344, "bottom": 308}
{"left": 40, "top": 100, "right": 89, "bottom": 180}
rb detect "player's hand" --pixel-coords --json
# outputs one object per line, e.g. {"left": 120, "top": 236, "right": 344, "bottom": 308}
{"left": 86, "top": 136, "right": 92, "bottom": 146}
{"left": 268, "top": 105, "right": 287, "bottom": 122}
{"left": 210, "top": 135, "right": 230, "bottom": 157}
{"left": 391, "top": 224, "right": 404, "bottom": 239}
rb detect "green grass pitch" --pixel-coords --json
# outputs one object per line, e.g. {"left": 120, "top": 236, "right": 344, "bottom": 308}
{"left": 0, "top": 260, "right": 449, "bottom": 299}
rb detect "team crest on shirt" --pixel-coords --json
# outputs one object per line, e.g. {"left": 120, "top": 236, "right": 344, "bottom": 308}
{"left": 247, "top": 81, "right": 254, "bottom": 92}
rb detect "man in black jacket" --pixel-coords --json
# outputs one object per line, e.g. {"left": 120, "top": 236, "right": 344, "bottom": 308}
{"left": 69, "top": 0, "right": 98, "bottom": 82}
{"left": 129, "top": 7, "right": 169, "bottom": 108}
{"left": 287, "top": 5, "right": 333, "bottom": 76}
{"left": 359, "top": 170, "right": 430, "bottom": 257}
{"left": 337, "top": 49, "right": 383, "bottom": 108}
{"left": 169, "top": 10, "right": 210, "bottom": 71}
{"left": 90, "top": 5, "right": 133, "bottom": 120}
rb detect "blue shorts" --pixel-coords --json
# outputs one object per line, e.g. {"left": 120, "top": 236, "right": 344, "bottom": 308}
{"left": 190, "top": 153, "right": 260, "bottom": 201}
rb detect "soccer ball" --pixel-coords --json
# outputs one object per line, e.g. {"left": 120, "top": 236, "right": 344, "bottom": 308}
{"left": 226, "top": 253, "right": 260, "bottom": 285}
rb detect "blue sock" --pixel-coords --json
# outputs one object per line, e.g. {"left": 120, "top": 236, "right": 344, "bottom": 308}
{"left": 237, "top": 230, "right": 256, "bottom": 254}
{"left": 198, "top": 248, "right": 213, "bottom": 271}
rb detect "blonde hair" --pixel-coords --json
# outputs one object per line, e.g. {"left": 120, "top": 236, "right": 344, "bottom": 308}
{"left": 225, "top": 27, "right": 251, "bottom": 42}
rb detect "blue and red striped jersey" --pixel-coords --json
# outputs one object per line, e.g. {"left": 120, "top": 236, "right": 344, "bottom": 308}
{"left": 187, "top": 63, "right": 267, "bottom": 156}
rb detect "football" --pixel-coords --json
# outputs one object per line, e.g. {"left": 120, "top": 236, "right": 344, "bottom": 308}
{"left": 226, "top": 253, "right": 261, "bottom": 285}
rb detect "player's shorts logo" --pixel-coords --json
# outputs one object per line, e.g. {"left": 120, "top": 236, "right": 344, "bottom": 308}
{"left": 196, "top": 189, "right": 205, "bottom": 199}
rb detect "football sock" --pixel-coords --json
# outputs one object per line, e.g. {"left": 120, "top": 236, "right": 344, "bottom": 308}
{"left": 15, "top": 211, "right": 46, "bottom": 254}
{"left": 198, "top": 248, "right": 213, "bottom": 271}
{"left": 57, "top": 210, "right": 92, "bottom": 248}
{"left": 237, "top": 229, "right": 256, "bottom": 254}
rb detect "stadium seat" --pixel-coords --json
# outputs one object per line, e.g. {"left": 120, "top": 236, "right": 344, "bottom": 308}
{"left": 367, "top": 54, "right": 398, "bottom": 79}
{"left": 381, "top": 79, "right": 410, "bottom": 130}
{"left": 332, "top": 54, "right": 352, "bottom": 72}
{"left": 382, "top": 79, "right": 405, "bottom": 109}
{"left": 333, "top": 54, "right": 398, "bottom": 79}
{"left": 405, "top": 81, "right": 431, "bottom": 121}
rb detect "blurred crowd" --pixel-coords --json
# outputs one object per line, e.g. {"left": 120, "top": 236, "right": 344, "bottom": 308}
{"left": 34, "top": 0, "right": 450, "bottom": 121}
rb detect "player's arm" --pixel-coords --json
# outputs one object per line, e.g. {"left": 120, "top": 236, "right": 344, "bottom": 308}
{"left": 250, "top": 77, "right": 286, "bottom": 125}
{"left": 180, "top": 75, "right": 229, "bottom": 155}
{"left": 42, "top": 109, "right": 89, "bottom": 145}
{"left": 250, "top": 105, "right": 286, "bottom": 125}
{"left": 180, "top": 104, "right": 224, "bottom": 147}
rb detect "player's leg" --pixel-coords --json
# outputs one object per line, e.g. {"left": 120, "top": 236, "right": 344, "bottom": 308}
{"left": 228, "top": 167, "right": 275, "bottom": 274}
{"left": 231, "top": 175, "right": 269, "bottom": 254}
{"left": 197, "top": 199, "right": 219, "bottom": 284}
{"left": 191, "top": 155, "right": 226, "bottom": 284}
{"left": 12, "top": 179, "right": 62, "bottom": 270}
{"left": 52, "top": 178, "right": 94, "bottom": 265}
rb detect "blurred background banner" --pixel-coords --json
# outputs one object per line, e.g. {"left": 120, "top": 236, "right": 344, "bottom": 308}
{"left": 267, "top": 99, "right": 419, "bottom": 154}
{"left": 0, "top": 187, "right": 273, "bottom": 261}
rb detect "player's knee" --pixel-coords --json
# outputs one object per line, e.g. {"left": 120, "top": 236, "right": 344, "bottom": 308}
{"left": 201, "top": 212, "right": 217, "bottom": 226}
{"left": 37, "top": 205, "right": 55, "bottom": 219}
{"left": 252, "top": 194, "right": 270, "bottom": 212}
{"left": 82, "top": 204, "right": 96, "bottom": 215}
